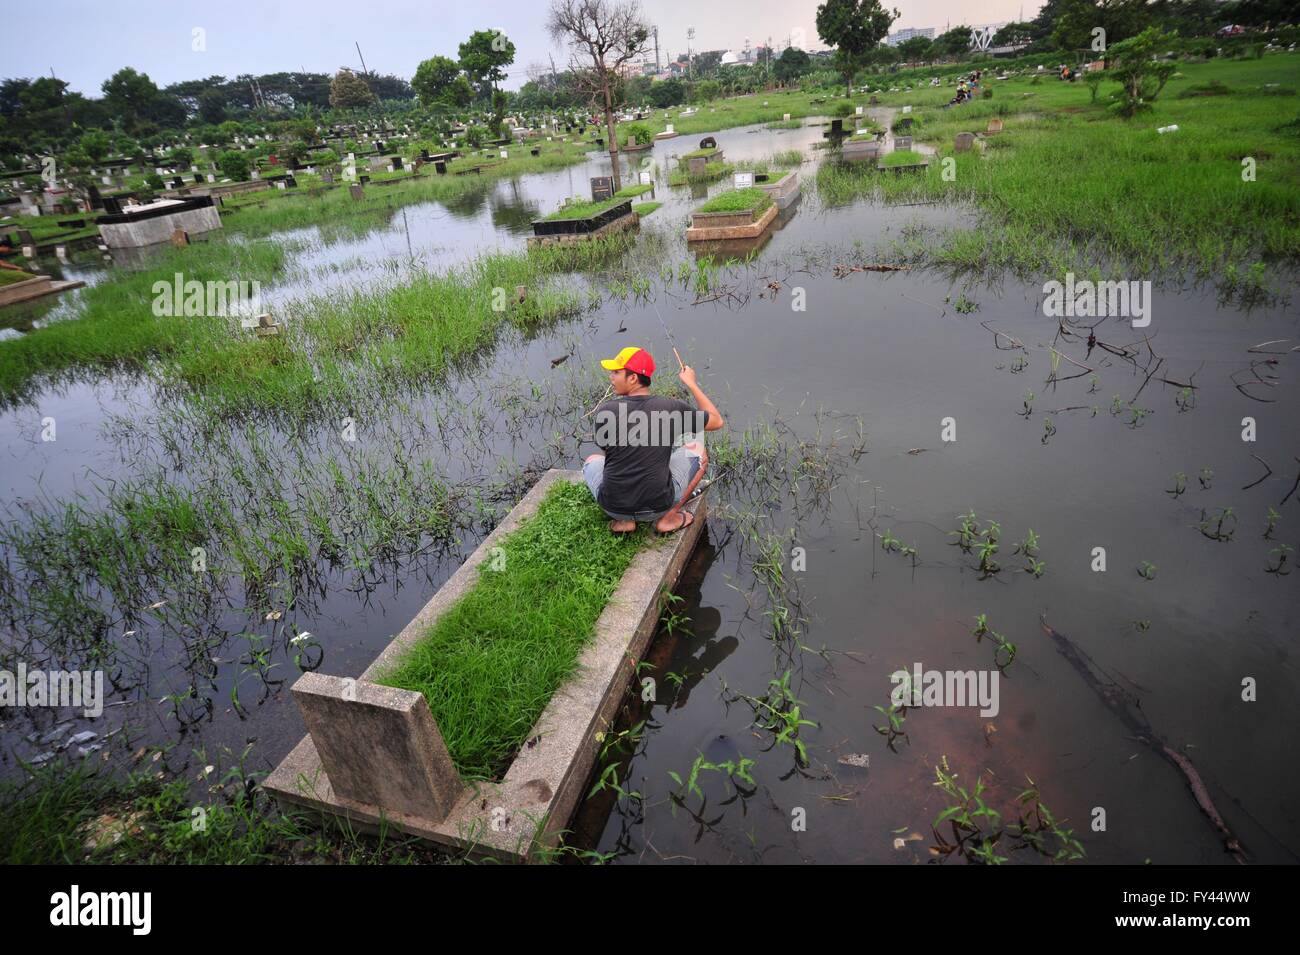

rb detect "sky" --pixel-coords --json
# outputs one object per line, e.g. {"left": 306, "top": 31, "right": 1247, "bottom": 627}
{"left": 2, "top": 0, "right": 1047, "bottom": 96}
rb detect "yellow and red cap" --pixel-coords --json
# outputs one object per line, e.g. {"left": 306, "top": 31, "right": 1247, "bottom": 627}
{"left": 600, "top": 346, "right": 655, "bottom": 377}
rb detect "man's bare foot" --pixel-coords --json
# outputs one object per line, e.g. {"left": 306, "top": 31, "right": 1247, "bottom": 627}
{"left": 654, "top": 509, "right": 695, "bottom": 534}
{"left": 608, "top": 519, "right": 636, "bottom": 533}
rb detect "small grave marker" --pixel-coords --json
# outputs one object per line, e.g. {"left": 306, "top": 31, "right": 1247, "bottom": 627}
{"left": 590, "top": 176, "right": 614, "bottom": 201}
{"left": 954, "top": 132, "right": 975, "bottom": 152}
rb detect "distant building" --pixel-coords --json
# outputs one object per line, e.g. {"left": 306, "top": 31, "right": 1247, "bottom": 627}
{"left": 887, "top": 27, "right": 935, "bottom": 47}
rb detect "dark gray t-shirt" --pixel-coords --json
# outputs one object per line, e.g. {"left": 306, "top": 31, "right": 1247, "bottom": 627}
{"left": 593, "top": 394, "right": 709, "bottom": 514}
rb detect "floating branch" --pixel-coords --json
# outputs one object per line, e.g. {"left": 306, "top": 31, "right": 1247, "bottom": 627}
{"left": 1282, "top": 458, "right": 1300, "bottom": 507}
{"left": 1039, "top": 615, "right": 1248, "bottom": 864}
{"left": 1242, "top": 454, "right": 1272, "bottom": 491}
{"left": 1247, "top": 340, "right": 1291, "bottom": 354}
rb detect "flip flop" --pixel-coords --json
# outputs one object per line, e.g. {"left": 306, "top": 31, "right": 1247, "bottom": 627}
{"left": 655, "top": 509, "right": 695, "bottom": 535}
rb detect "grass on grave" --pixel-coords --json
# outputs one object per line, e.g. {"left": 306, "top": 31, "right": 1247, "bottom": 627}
{"left": 0, "top": 267, "right": 38, "bottom": 286}
{"left": 879, "top": 150, "right": 928, "bottom": 167}
{"left": 541, "top": 195, "right": 628, "bottom": 220}
{"left": 697, "top": 187, "right": 773, "bottom": 214}
{"left": 377, "top": 480, "right": 655, "bottom": 780}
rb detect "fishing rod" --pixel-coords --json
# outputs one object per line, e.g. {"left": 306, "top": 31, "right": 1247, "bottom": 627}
{"left": 652, "top": 299, "right": 686, "bottom": 372}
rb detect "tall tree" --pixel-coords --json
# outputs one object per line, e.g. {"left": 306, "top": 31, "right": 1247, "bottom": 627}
{"left": 896, "top": 35, "right": 933, "bottom": 63}
{"left": 412, "top": 55, "right": 463, "bottom": 106}
{"left": 1052, "top": 0, "right": 1151, "bottom": 54}
{"left": 933, "top": 26, "right": 974, "bottom": 58}
{"left": 102, "top": 67, "right": 159, "bottom": 131}
{"left": 815, "top": 0, "right": 898, "bottom": 98}
{"left": 198, "top": 87, "right": 227, "bottom": 124}
{"left": 547, "top": 0, "right": 650, "bottom": 191}
{"left": 329, "top": 68, "right": 376, "bottom": 109}
{"left": 459, "top": 29, "right": 516, "bottom": 99}
{"left": 773, "top": 46, "right": 812, "bottom": 84}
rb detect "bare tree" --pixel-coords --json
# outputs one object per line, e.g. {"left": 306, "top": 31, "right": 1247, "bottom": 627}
{"left": 547, "top": 0, "right": 649, "bottom": 190}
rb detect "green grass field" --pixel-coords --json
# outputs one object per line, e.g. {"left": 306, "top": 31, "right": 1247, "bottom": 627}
{"left": 802, "top": 53, "right": 1300, "bottom": 279}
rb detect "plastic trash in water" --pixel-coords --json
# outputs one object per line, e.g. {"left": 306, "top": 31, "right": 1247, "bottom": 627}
{"left": 1157, "top": 125, "right": 1179, "bottom": 134}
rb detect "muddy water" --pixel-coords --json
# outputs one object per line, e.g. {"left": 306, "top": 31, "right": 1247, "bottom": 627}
{"left": 2, "top": 120, "right": 1298, "bottom": 864}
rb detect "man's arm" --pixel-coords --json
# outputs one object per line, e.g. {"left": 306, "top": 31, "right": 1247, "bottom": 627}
{"left": 678, "top": 365, "right": 724, "bottom": 431}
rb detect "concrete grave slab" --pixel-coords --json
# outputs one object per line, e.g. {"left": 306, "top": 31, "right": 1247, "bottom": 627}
{"left": 264, "top": 469, "right": 706, "bottom": 861}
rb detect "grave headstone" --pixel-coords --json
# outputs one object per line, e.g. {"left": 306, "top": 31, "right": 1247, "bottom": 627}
{"left": 639, "top": 170, "right": 653, "bottom": 186}
{"left": 986, "top": 118, "right": 1003, "bottom": 135}
{"left": 894, "top": 136, "right": 913, "bottom": 151}
{"left": 733, "top": 171, "right": 754, "bottom": 189}
{"left": 349, "top": 184, "right": 365, "bottom": 200}
{"left": 590, "top": 176, "right": 614, "bottom": 201}
{"left": 954, "top": 132, "right": 975, "bottom": 152}
{"left": 171, "top": 229, "right": 189, "bottom": 247}
{"left": 855, "top": 106, "right": 864, "bottom": 115}
{"left": 699, "top": 136, "right": 717, "bottom": 149}
{"left": 434, "top": 160, "right": 447, "bottom": 175}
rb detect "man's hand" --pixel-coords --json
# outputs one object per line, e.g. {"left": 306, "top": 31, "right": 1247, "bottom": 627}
{"left": 677, "top": 363, "right": 724, "bottom": 431}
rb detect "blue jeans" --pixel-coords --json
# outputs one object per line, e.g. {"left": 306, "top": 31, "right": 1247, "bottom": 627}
{"left": 583, "top": 446, "right": 702, "bottom": 521}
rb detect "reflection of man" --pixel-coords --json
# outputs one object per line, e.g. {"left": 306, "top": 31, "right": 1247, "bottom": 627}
{"left": 583, "top": 346, "right": 725, "bottom": 534}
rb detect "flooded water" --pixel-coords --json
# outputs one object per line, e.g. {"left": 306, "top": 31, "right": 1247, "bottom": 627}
{"left": 2, "top": 118, "right": 1297, "bottom": 865}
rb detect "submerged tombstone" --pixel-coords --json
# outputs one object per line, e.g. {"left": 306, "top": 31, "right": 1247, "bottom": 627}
{"left": 699, "top": 136, "right": 717, "bottom": 150}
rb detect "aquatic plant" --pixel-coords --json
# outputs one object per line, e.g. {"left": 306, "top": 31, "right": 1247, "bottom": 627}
{"left": 1198, "top": 506, "right": 1236, "bottom": 541}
